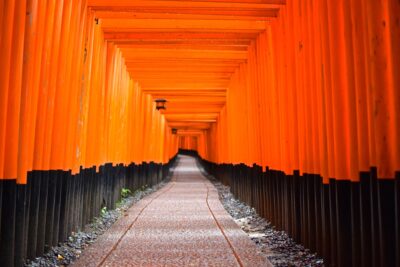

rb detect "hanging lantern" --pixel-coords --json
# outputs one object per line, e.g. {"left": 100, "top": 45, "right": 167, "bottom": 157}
{"left": 172, "top": 128, "right": 177, "bottom": 134}
{"left": 155, "top": 98, "right": 167, "bottom": 110}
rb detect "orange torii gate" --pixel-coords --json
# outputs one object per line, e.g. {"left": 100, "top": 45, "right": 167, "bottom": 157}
{"left": 0, "top": 0, "right": 399, "bottom": 266}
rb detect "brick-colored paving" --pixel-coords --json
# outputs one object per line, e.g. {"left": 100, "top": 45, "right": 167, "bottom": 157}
{"left": 73, "top": 155, "right": 271, "bottom": 267}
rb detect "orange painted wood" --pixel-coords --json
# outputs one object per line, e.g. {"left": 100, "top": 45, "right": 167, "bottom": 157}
{"left": 3, "top": 0, "right": 25, "bottom": 179}
{"left": 33, "top": 0, "right": 57, "bottom": 172}
{"left": 17, "top": 0, "right": 41, "bottom": 184}
{"left": 0, "top": 0, "right": 16, "bottom": 179}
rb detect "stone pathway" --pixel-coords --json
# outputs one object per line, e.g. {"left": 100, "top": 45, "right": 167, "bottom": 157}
{"left": 72, "top": 155, "right": 271, "bottom": 267}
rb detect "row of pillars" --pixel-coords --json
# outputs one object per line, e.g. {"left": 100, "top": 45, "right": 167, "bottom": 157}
{"left": 200, "top": 157, "right": 400, "bottom": 267}
{"left": 0, "top": 156, "right": 177, "bottom": 267}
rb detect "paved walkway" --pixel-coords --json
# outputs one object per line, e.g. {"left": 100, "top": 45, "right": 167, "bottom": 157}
{"left": 73, "top": 155, "right": 271, "bottom": 267}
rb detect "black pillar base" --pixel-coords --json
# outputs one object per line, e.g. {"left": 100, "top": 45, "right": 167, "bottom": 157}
{"left": 0, "top": 180, "right": 16, "bottom": 267}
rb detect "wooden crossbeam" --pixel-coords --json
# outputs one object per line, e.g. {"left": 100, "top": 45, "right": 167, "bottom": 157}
{"left": 88, "top": 0, "right": 285, "bottom": 10}
{"left": 101, "top": 19, "right": 267, "bottom": 33}
{"left": 104, "top": 32, "right": 259, "bottom": 40}
{"left": 121, "top": 48, "right": 248, "bottom": 60}
{"left": 89, "top": 0, "right": 283, "bottom": 133}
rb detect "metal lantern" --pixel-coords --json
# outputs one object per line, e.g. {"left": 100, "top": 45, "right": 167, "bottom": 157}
{"left": 155, "top": 98, "right": 167, "bottom": 110}
{"left": 172, "top": 128, "right": 178, "bottom": 134}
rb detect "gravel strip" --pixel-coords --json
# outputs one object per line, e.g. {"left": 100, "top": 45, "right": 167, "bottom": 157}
{"left": 25, "top": 178, "right": 171, "bottom": 267}
{"left": 203, "top": 172, "right": 324, "bottom": 267}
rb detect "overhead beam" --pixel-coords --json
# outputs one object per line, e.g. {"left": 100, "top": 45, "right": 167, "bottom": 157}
{"left": 167, "top": 119, "right": 217, "bottom": 122}
{"left": 127, "top": 68, "right": 236, "bottom": 74}
{"left": 148, "top": 90, "right": 226, "bottom": 96}
{"left": 86, "top": 0, "right": 283, "bottom": 133}
{"left": 164, "top": 113, "right": 218, "bottom": 118}
{"left": 88, "top": 0, "right": 284, "bottom": 10}
{"left": 100, "top": 19, "right": 267, "bottom": 32}
{"left": 162, "top": 102, "right": 225, "bottom": 107}
{"left": 140, "top": 83, "right": 228, "bottom": 89}
{"left": 121, "top": 48, "right": 248, "bottom": 60}
{"left": 162, "top": 109, "right": 223, "bottom": 114}
{"left": 117, "top": 43, "right": 248, "bottom": 51}
{"left": 94, "top": 11, "right": 278, "bottom": 21}
{"left": 130, "top": 72, "right": 232, "bottom": 79}
{"left": 103, "top": 32, "right": 259, "bottom": 41}
{"left": 167, "top": 122, "right": 212, "bottom": 130}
